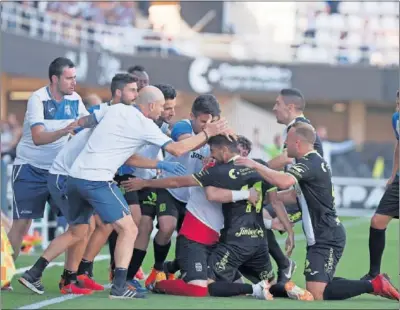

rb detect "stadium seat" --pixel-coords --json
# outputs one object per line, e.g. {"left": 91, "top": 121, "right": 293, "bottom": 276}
{"left": 381, "top": 2, "right": 399, "bottom": 15}
{"left": 366, "top": 17, "right": 381, "bottom": 32}
{"left": 346, "top": 15, "right": 364, "bottom": 31}
{"left": 363, "top": 2, "right": 381, "bottom": 16}
{"left": 330, "top": 14, "right": 345, "bottom": 31}
{"left": 315, "top": 13, "right": 330, "bottom": 30}
{"left": 315, "top": 30, "right": 338, "bottom": 48}
{"left": 344, "top": 32, "right": 362, "bottom": 48}
{"left": 348, "top": 49, "right": 362, "bottom": 64}
{"left": 339, "top": 2, "right": 361, "bottom": 15}
{"left": 296, "top": 44, "right": 315, "bottom": 62}
{"left": 381, "top": 16, "right": 398, "bottom": 31}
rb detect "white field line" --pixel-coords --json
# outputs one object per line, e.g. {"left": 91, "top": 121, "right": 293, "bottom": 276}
{"left": 15, "top": 217, "right": 369, "bottom": 309}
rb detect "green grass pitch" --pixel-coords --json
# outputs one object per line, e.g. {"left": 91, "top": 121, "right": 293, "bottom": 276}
{"left": 2, "top": 217, "right": 398, "bottom": 309}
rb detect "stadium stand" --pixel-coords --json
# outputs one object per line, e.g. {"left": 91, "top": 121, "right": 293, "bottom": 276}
{"left": 1, "top": 1, "right": 398, "bottom": 65}
{"left": 293, "top": 1, "right": 399, "bottom": 66}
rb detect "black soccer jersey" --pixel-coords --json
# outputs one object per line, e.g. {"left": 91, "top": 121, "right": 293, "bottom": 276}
{"left": 283, "top": 116, "right": 324, "bottom": 157}
{"left": 193, "top": 158, "right": 275, "bottom": 244}
{"left": 286, "top": 151, "right": 344, "bottom": 246}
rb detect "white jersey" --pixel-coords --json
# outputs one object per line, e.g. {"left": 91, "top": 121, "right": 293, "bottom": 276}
{"left": 161, "top": 119, "right": 210, "bottom": 203}
{"left": 69, "top": 104, "right": 172, "bottom": 181}
{"left": 186, "top": 187, "right": 223, "bottom": 233}
{"left": 50, "top": 104, "right": 110, "bottom": 176}
{"left": 132, "top": 122, "right": 169, "bottom": 180}
{"left": 14, "top": 86, "right": 88, "bottom": 170}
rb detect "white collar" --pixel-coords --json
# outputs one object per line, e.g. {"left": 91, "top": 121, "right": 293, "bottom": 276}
{"left": 286, "top": 114, "right": 305, "bottom": 129}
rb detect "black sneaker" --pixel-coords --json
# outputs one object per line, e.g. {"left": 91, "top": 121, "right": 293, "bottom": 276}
{"left": 109, "top": 284, "right": 146, "bottom": 299}
{"left": 277, "top": 259, "right": 296, "bottom": 284}
{"left": 19, "top": 271, "right": 44, "bottom": 295}
{"left": 360, "top": 273, "right": 376, "bottom": 281}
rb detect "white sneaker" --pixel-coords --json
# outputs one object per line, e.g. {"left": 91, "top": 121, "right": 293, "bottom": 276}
{"left": 252, "top": 280, "right": 274, "bottom": 300}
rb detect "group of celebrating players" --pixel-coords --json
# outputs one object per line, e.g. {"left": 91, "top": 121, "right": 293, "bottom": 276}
{"left": 5, "top": 57, "right": 399, "bottom": 302}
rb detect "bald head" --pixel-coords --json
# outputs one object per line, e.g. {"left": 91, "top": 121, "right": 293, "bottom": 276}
{"left": 292, "top": 122, "right": 316, "bottom": 145}
{"left": 135, "top": 86, "right": 166, "bottom": 121}
{"left": 136, "top": 86, "right": 164, "bottom": 105}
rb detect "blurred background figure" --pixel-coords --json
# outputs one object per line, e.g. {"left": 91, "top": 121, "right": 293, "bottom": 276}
{"left": 250, "top": 128, "right": 269, "bottom": 161}
{"left": 316, "top": 126, "right": 355, "bottom": 170}
{"left": 1, "top": 114, "right": 22, "bottom": 163}
{"left": 264, "top": 133, "right": 283, "bottom": 160}
{"left": 83, "top": 93, "right": 103, "bottom": 109}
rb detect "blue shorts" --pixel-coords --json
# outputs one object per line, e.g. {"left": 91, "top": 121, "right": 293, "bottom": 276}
{"left": 47, "top": 173, "right": 88, "bottom": 225}
{"left": 67, "top": 177, "right": 130, "bottom": 224}
{"left": 12, "top": 164, "right": 58, "bottom": 220}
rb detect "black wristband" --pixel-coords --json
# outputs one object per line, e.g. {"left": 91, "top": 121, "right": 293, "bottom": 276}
{"left": 202, "top": 130, "right": 209, "bottom": 141}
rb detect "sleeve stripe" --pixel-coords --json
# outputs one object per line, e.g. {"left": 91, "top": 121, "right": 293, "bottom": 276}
{"left": 267, "top": 186, "right": 277, "bottom": 192}
{"left": 285, "top": 172, "right": 298, "bottom": 184}
{"left": 192, "top": 174, "right": 204, "bottom": 187}
{"left": 161, "top": 140, "right": 173, "bottom": 150}
{"left": 30, "top": 122, "right": 44, "bottom": 128}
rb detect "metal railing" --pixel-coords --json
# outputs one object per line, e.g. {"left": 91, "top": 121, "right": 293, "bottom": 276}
{"left": 1, "top": 2, "right": 398, "bottom": 65}
{"left": 0, "top": 2, "right": 173, "bottom": 57}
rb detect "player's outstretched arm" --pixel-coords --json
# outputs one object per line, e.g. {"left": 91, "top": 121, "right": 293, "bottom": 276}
{"left": 277, "top": 189, "right": 297, "bottom": 205}
{"left": 163, "top": 118, "right": 230, "bottom": 157}
{"left": 124, "top": 154, "right": 159, "bottom": 169}
{"left": 268, "top": 190, "right": 295, "bottom": 256}
{"left": 31, "top": 123, "right": 78, "bottom": 145}
{"left": 121, "top": 175, "right": 199, "bottom": 192}
{"left": 77, "top": 114, "right": 98, "bottom": 128}
{"left": 124, "top": 155, "right": 186, "bottom": 176}
{"left": 266, "top": 149, "right": 294, "bottom": 171}
{"left": 235, "top": 157, "right": 296, "bottom": 189}
{"left": 204, "top": 186, "right": 255, "bottom": 204}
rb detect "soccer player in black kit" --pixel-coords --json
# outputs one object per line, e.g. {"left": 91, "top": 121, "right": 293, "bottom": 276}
{"left": 236, "top": 122, "right": 399, "bottom": 301}
{"left": 361, "top": 90, "right": 399, "bottom": 281}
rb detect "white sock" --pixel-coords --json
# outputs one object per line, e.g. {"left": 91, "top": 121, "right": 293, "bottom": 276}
{"left": 251, "top": 283, "right": 262, "bottom": 297}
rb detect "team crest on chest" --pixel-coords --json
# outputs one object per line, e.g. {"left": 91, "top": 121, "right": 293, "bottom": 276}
{"left": 64, "top": 105, "right": 71, "bottom": 117}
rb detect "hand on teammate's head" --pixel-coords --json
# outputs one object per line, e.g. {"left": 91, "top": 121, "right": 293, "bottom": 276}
{"left": 203, "top": 117, "right": 228, "bottom": 137}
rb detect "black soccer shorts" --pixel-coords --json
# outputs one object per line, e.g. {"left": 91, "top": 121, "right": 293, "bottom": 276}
{"left": 207, "top": 242, "right": 273, "bottom": 283}
{"left": 113, "top": 174, "right": 139, "bottom": 205}
{"left": 176, "top": 235, "right": 212, "bottom": 282}
{"left": 375, "top": 175, "right": 399, "bottom": 219}
{"left": 139, "top": 188, "right": 158, "bottom": 219}
{"left": 304, "top": 226, "right": 346, "bottom": 283}
{"left": 156, "top": 188, "right": 187, "bottom": 231}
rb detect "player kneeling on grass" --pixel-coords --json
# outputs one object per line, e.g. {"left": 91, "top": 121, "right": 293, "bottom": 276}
{"left": 123, "top": 135, "right": 311, "bottom": 300}
{"left": 235, "top": 122, "right": 400, "bottom": 301}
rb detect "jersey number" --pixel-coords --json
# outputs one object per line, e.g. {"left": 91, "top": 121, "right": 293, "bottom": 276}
{"left": 241, "top": 181, "right": 263, "bottom": 213}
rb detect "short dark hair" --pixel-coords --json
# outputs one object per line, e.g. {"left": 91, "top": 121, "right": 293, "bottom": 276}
{"left": 110, "top": 73, "right": 138, "bottom": 96}
{"left": 48, "top": 57, "right": 75, "bottom": 82}
{"left": 127, "top": 65, "right": 146, "bottom": 74}
{"left": 396, "top": 90, "right": 399, "bottom": 98}
{"left": 237, "top": 135, "right": 252, "bottom": 153}
{"left": 280, "top": 88, "right": 306, "bottom": 111}
{"left": 192, "top": 94, "right": 221, "bottom": 117}
{"left": 208, "top": 135, "right": 239, "bottom": 153}
{"left": 153, "top": 84, "right": 177, "bottom": 101}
